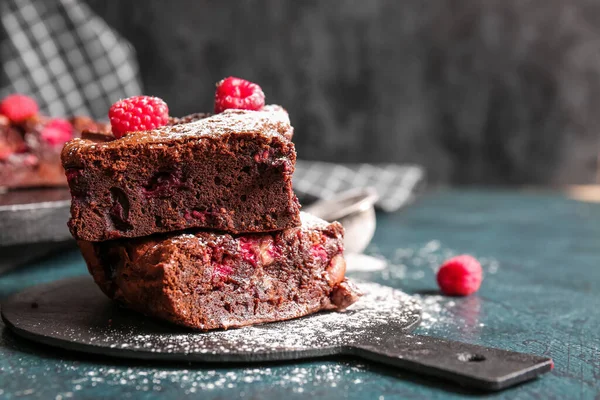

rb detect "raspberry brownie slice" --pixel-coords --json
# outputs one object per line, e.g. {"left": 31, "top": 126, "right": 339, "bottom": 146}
{"left": 0, "top": 94, "right": 109, "bottom": 189}
{"left": 62, "top": 105, "right": 299, "bottom": 241}
{"left": 79, "top": 212, "right": 361, "bottom": 330}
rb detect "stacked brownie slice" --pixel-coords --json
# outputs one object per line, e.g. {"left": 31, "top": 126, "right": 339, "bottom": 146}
{"left": 62, "top": 83, "right": 360, "bottom": 330}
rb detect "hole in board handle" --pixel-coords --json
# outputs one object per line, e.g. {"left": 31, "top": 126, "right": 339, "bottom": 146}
{"left": 457, "top": 353, "right": 486, "bottom": 362}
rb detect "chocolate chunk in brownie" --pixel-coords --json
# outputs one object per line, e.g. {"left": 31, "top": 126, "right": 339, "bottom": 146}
{"left": 79, "top": 212, "right": 361, "bottom": 331}
{"left": 62, "top": 105, "right": 300, "bottom": 241}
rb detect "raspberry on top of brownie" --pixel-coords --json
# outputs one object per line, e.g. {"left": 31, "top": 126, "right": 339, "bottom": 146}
{"left": 62, "top": 78, "right": 300, "bottom": 241}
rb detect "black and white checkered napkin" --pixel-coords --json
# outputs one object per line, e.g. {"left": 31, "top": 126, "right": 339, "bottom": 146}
{"left": 293, "top": 160, "right": 425, "bottom": 212}
{"left": 0, "top": 0, "right": 425, "bottom": 211}
{"left": 0, "top": 0, "right": 141, "bottom": 119}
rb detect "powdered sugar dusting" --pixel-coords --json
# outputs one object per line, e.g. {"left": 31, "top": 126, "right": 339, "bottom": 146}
{"left": 23, "top": 282, "right": 419, "bottom": 359}
{"left": 299, "top": 211, "right": 331, "bottom": 230}
{"left": 0, "top": 361, "right": 371, "bottom": 397}
{"left": 121, "top": 283, "right": 418, "bottom": 355}
{"left": 64, "top": 105, "right": 291, "bottom": 157}
{"left": 154, "top": 105, "right": 291, "bottom": 140}
{"left": 3, "top": 278, "right": 407, "bottom": 396}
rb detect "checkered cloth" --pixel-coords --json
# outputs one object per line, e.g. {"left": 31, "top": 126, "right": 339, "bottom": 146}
{"left": 294, "top": 160, "right": 425, "bottom": 212}
{"left": 0, "top": 0, "right": 426, "bottom": 211}
{"left": 0, "top": 0, "right": 141, "bottom": 119}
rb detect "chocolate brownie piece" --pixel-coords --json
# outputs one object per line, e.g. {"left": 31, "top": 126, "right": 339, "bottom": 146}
{"left": 62, "top": 105, "right": 300, "bottom": 241}
{"left": 0, "top": 115, "right": 109, "bottom": 190}
{"left": 79, "top": 212, "right": 361, "bottom": 330}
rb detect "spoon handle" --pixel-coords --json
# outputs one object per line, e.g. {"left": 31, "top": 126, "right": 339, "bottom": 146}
{"left": 350, "top": 335, "right": 552, "bottom": 391}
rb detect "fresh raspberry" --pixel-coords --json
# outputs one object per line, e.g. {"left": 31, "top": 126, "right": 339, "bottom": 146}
{"left": 40, "top": 118, "right": 73, "bottom": 146}
{"left": 0, "top": 94, "right": 39, "bottom": 123}
{"left": 46, "top": 118, "right": 72, "bottom": 132}
{"left": 436, "top": 255, "right": 483, "bottom": 296}
{"left": 108, "top": 96, "right": 169, "bottom": 139}
{"left": 214, "top": 77, "right": 265, "bottom": 113}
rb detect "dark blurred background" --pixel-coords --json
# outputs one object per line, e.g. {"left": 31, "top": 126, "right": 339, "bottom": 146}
{"left": 8, "top": 0, "right": 600, "bottom": 185}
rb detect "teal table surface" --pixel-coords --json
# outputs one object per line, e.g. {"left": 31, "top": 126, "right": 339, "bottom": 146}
{"left": 1, "top": 190, "right": 599, "bottom": 399}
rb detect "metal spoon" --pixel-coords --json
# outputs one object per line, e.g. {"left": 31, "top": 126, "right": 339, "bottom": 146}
{"left": 302, "top": 187, "right": 379, "bottom": 254}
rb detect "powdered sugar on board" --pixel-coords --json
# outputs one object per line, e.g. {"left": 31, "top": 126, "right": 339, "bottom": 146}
{"left": 3, "top": 277, "right": 421, "bottom": 362}
{"left": 1, "top": 277, "right": 420, "bottom": 397}
{"left": 114, "top": 282, "right": 420, "bottom": 356}
{"left": 359, "top": 240, "right": 496, "bottom": 336}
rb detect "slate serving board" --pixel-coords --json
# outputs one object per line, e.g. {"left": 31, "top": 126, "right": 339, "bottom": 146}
{"left": 1, "top": 277, "right": 552, "bottom": 391}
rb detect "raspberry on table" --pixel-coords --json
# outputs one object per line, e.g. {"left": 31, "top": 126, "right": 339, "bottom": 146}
{"left": 108, "top": 96, "right": 169, "bottom": 139}
{"left": 40, "top": 118, "right": 73, "bottom": 146}
{"left": 0, "top": 94, "right": 39, "bottom": 123}
{"left": 214, "top": 77, "right": 265, "bottom": 113}
{"left": 436, "top": 254, "right": 483, "bottom": 296}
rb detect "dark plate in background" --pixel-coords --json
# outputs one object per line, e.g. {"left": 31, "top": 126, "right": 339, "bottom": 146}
{"left": 0, "top": 188, "right": 72, "bottom": 245}
{"left": 0, "top": 188, "right": 73, "bottom": 274}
